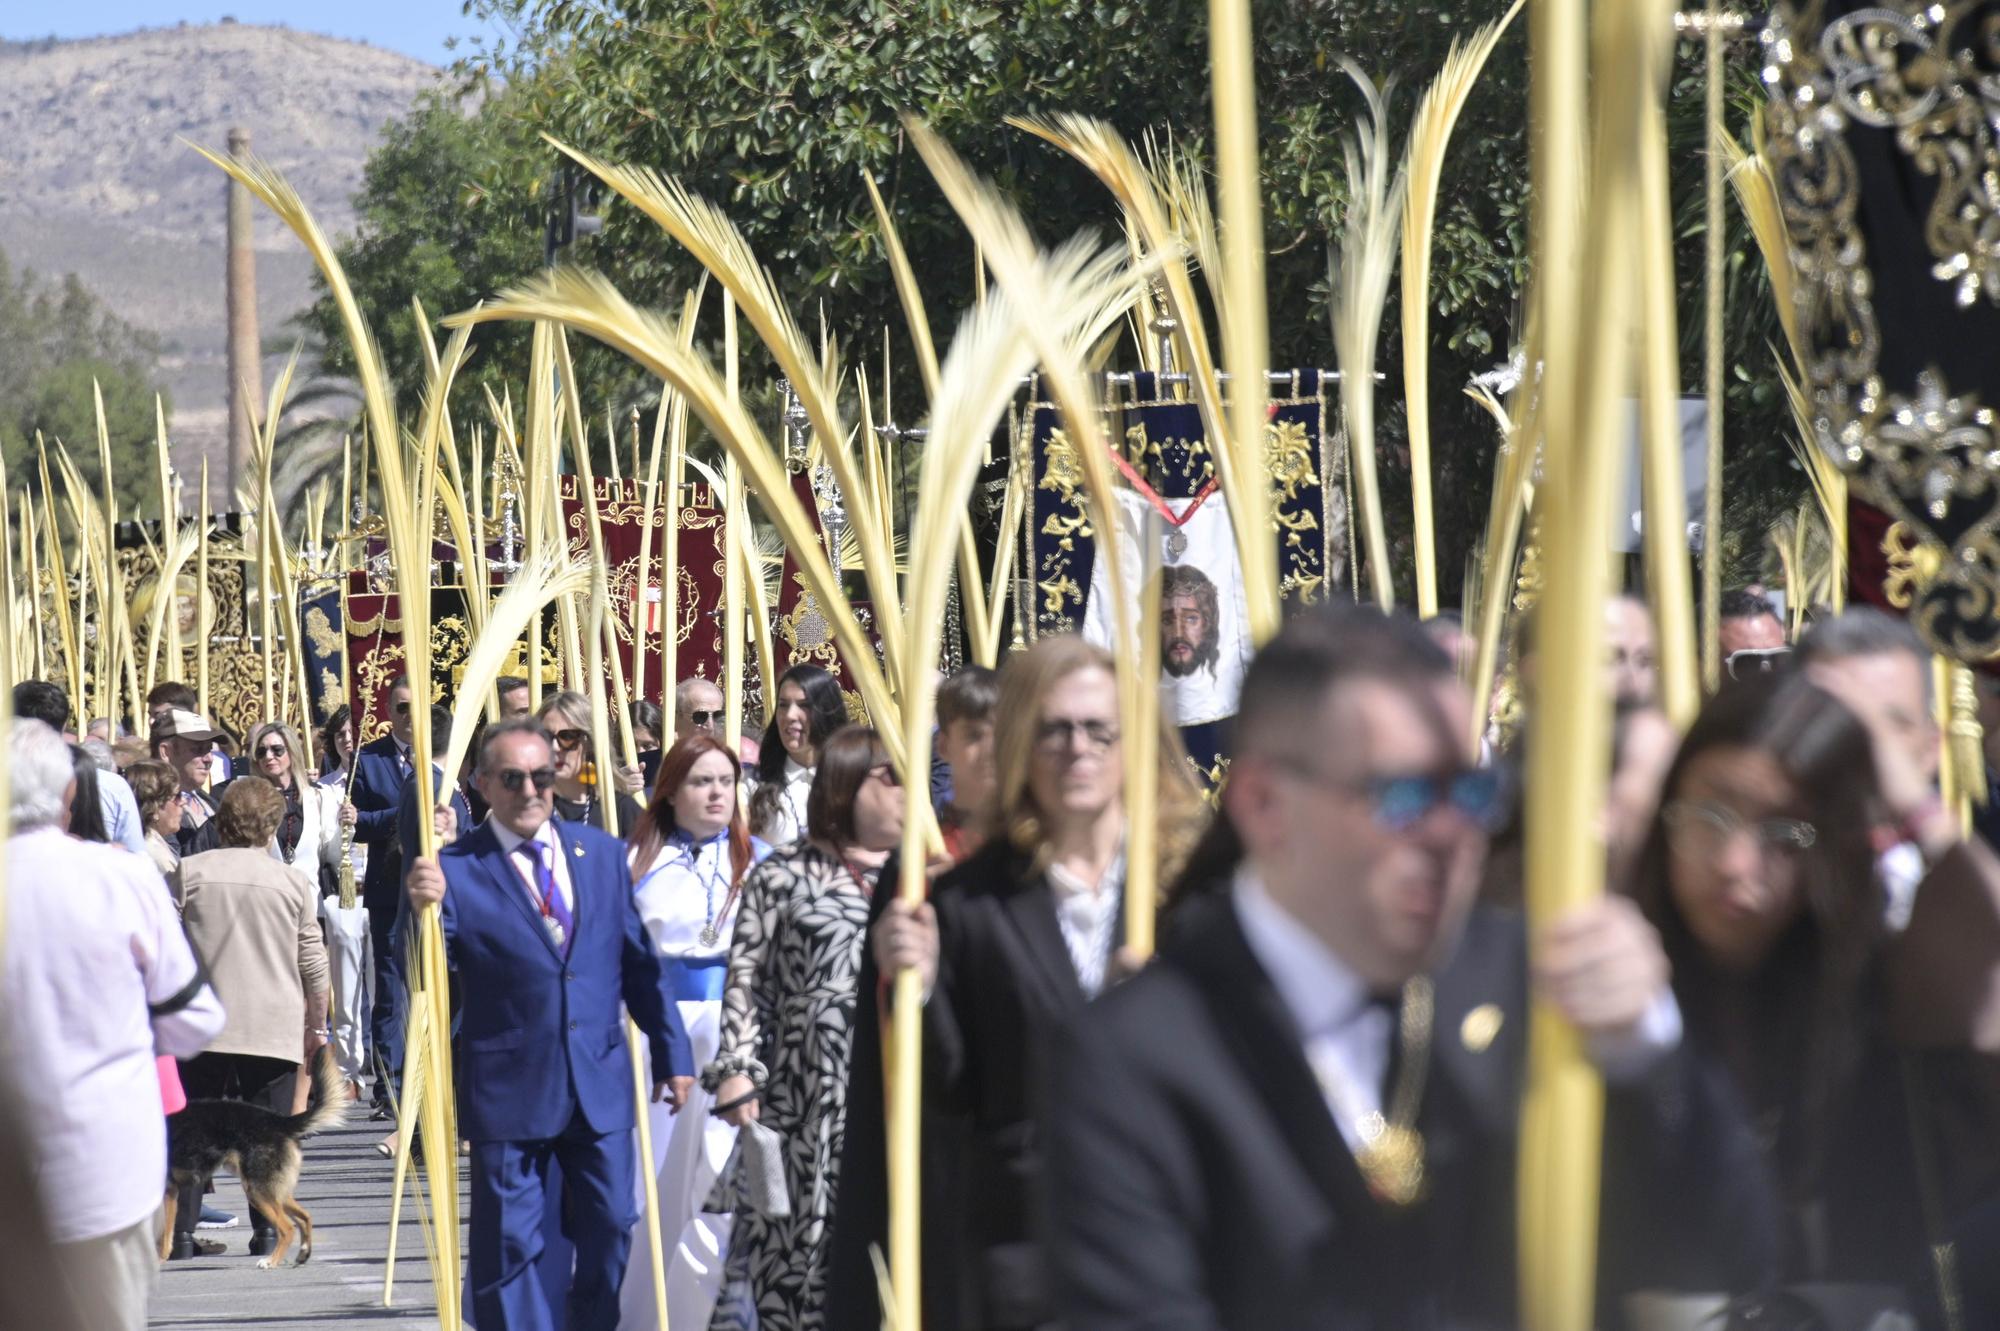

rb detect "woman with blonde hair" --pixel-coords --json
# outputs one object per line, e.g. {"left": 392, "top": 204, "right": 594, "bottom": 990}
{"left": 536, "top": 690, "right": 645, "bottom": 831}
{"left": 866, "top": 633, "right": 1206, "bottom": 1330}
{"left": 245, "top": 721, "right": 352, "bottom": 879}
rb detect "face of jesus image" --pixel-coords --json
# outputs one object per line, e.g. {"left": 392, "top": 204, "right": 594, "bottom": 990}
{"left": 1160, "top": 564, "right": 1221, "bottom": 679}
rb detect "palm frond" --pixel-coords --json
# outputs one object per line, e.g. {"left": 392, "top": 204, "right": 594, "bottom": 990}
{"left": 1330, "top": 61, "right": 1408, "bottom": 610}
{"left": 445, "top": 267, "right": 906, "bottom": 761}
{"left": 1718, "top": 117, "right": 1802, "bottom": 362}
{"left": 1400, "top": 0, "right": 1524, "bottom": 615}
{"left": 1006, "top": 114, "right": 1260, "bottom": 555}
{"left": 546, "top": 138, "right": 906, "bottom": 679}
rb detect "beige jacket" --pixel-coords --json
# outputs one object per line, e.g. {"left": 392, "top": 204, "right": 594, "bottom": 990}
{"left": 176, "top": 847, "right": 330, "bottom": 1063}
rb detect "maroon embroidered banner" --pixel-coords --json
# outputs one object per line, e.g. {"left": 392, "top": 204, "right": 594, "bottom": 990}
{"left": 560, "top": 476, "right": 734, "bottom": 707}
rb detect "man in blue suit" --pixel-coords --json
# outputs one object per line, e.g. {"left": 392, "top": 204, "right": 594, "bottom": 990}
{"left": 407, "top": 716, "right": 694, "bottom": 1331}
{"left": 352, "top": 675, "right": 418, "bottom": 1115}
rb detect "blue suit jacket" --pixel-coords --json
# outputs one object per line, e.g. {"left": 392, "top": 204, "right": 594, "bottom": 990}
{"left": 438, "top": 818, "right": 693, "bottom": 1142}
{"left": 352, "top": 735, "right": 411, "bottom": 912}
{"left": 389, "top": 766, "right": 476, "bottom": 958}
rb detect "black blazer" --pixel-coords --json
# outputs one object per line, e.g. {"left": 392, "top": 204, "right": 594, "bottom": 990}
{"left": 350, "top": 735, "right": 411, "bottom": 914}
{"left": 924, "top": 839, "right": 1115, "bottom": 1329}
{"left": 172, "top": 785, "right": 221, "bottom": 858}
{"left": 1044, "top": 890, "right": 1779, "bottom": 1331}
{"left": 826, "top": 837, "right": 1099, "bottom": 1331}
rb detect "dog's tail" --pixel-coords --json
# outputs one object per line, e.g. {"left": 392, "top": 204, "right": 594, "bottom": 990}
{"left": 285, "top": 1050, "right": 352, "bottom": 1140}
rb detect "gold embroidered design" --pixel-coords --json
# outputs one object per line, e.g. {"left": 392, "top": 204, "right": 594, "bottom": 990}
{"left": 304, "top": 605, "right": 342, "bottom": 657}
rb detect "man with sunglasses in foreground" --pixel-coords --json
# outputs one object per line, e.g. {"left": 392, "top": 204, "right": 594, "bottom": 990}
{"left": 1044, "top": 606, "right": 1773, "bottom": 1329}
{"left": 406, "top": 717, "right": 694, "bottom": 1331}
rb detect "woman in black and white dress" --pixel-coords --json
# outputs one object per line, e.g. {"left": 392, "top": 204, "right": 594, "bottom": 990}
{"left": 619, "top": 734, "right": 771, "bottom": 1331}
{"left": 705, "top": 726, "right": 905, "bottom": 1331}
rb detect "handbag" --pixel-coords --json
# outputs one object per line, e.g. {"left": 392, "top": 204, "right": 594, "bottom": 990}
{"left": 702, "top": 1120, "right": 792, "bottom": 1217}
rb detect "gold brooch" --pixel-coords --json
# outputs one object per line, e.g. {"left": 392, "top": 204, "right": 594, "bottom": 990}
{"left": 1460, "top": 1004, "right": 1503, "bottom": 1053}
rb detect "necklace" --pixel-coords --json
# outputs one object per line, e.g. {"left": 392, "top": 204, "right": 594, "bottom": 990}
{"left": 672, "top": 832, "right": 735, "bottom": 947}
{"left": 1313, "top": 976, "right": 1434, "bottom": 1209}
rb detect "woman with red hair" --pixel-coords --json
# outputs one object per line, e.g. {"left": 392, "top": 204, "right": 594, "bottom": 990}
{"left": 620, "top": 734, "right": 771, "bottom": 1331}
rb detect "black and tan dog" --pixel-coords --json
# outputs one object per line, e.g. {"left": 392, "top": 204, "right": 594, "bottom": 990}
{"left": 159, "top": 1054, "right": 350, "bottom": 1268}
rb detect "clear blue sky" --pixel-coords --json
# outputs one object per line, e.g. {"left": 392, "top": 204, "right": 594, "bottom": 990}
{"left": 0, "top": 1, "right": 509, "bottom": 67}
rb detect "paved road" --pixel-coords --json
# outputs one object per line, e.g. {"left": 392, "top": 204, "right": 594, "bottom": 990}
{"left": 151, "top": 1118, "right": 466, "bottom": 1330}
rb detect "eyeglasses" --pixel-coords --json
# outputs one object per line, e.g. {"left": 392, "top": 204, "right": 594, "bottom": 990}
{"left": 865, "top": 763, "right": 902, "bottom": 788}
{"left": 393, "top": 701, "right": 412, "bottom": 716}
{"left": 1662, "top": 800, "right": 1817, "bottom": 855}
{"left": 1280, "top": 759, "right": 1509, "bottom": 832}
{"left": 496, "top": 766, "right": 558, "bottom": 794}
{"left": 254, "top": 744, "right": 288, "bottom": 759}
{"left": 688, "top": 709, "right": 722, "bottom": 727}
{"left": 1035, "top": 718, "right": 1120, "bottom": 753}
{"left": 553, "top": 728, "right": 588, "bottom": 751}
{"left": 1724, "top": 647, "right": 1791, "bottom": 680}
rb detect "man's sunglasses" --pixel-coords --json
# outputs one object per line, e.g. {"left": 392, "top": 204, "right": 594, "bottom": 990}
{"left": 1366, "top": 770, "right": 1509, "bottom": 831}
{"left": 496, "top": 766, "right": 558, "bottom": 794}
{"left": 393, "top": 701, "right": 412, "bottom": 716}
{"left": 1281, "top": 758, "right": 1508, "bottom": 832}
{"left": 687, "top": 709, "right": 723, "bottom": 727}
{"left": 553, "top": 728, "right": 588, "bottom": 750}
{"left": 1724, "top": 646, "right": 1791, "bottom": 680}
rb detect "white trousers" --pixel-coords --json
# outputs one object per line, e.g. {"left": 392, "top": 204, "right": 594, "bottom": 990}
{"left": 318, "top": 897, "right": 374, "bottom": 1087}
{"left": 617, "top": 997, "right": 737, "bottom": 1331}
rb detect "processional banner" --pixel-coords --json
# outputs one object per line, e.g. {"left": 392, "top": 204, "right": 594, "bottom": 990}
{"left": 299, "top": 581, "right": 344, "bottom": 730}
{"left": 1024, "top": 371, "right": 1350, "bottom": 786}
{"left": 558, "top": 476, "right": 731, "bottom": 706}
{"left": 342, "top": 586, "right": 475, "bottom": 745}
{"left": 771, "top": 464, "right": 881, "bottom": 722}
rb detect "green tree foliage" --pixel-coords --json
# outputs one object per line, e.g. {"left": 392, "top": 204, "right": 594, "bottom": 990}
{"left": 318, "top": 0, "right": 1798, "bottom": 591}
{"left": 298, "top": 85, "right": 546, "bottom": 413}
{"left": 0, "top": 251, "right": 167, "bottom": 515}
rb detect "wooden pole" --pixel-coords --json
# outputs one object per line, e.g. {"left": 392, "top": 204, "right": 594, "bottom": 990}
{"left": 722, "top": 294, "right": 745, "bottom": 748}
{"left": 722, "top": 452, "right": 746, "bottom": 758}
{"left": 632, "top": 395, "right": 668, "bottom": 709}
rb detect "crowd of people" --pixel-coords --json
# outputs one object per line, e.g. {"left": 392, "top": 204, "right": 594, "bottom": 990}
{"left": 5, "top": 587, "right": 2000, "bottom": 1330}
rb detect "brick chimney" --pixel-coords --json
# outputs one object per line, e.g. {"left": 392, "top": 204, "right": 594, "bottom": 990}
{"left": 225, "top": 126, "right": 264, "bottom": 502}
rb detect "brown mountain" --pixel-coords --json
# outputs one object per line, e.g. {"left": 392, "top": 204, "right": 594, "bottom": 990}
{"left": 0, "top": 22, "right": 439, "bottom": 469}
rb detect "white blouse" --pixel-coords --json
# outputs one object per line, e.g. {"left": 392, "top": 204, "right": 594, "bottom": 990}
{"left": 270, "top": 778, "right": 345, "bottom": 874}
{"left": 746, "top": 757, "right": 813, "bottom": 848}
{"left": 633, "top": 830, "right": 745, "bottom": 963}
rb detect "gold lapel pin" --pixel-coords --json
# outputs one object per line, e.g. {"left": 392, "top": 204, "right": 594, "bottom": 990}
{"left": 1460, "top": 1004, "right": 1503, "bottom": 1053}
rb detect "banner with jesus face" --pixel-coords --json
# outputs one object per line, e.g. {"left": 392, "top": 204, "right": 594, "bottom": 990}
{"left": 1081, "top": 488, "right": 1253, "bottom": 728}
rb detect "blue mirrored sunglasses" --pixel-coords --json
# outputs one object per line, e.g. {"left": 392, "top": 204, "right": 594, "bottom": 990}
{"left": 1369, "top": 770, "right": 1508, "bottom": 832}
